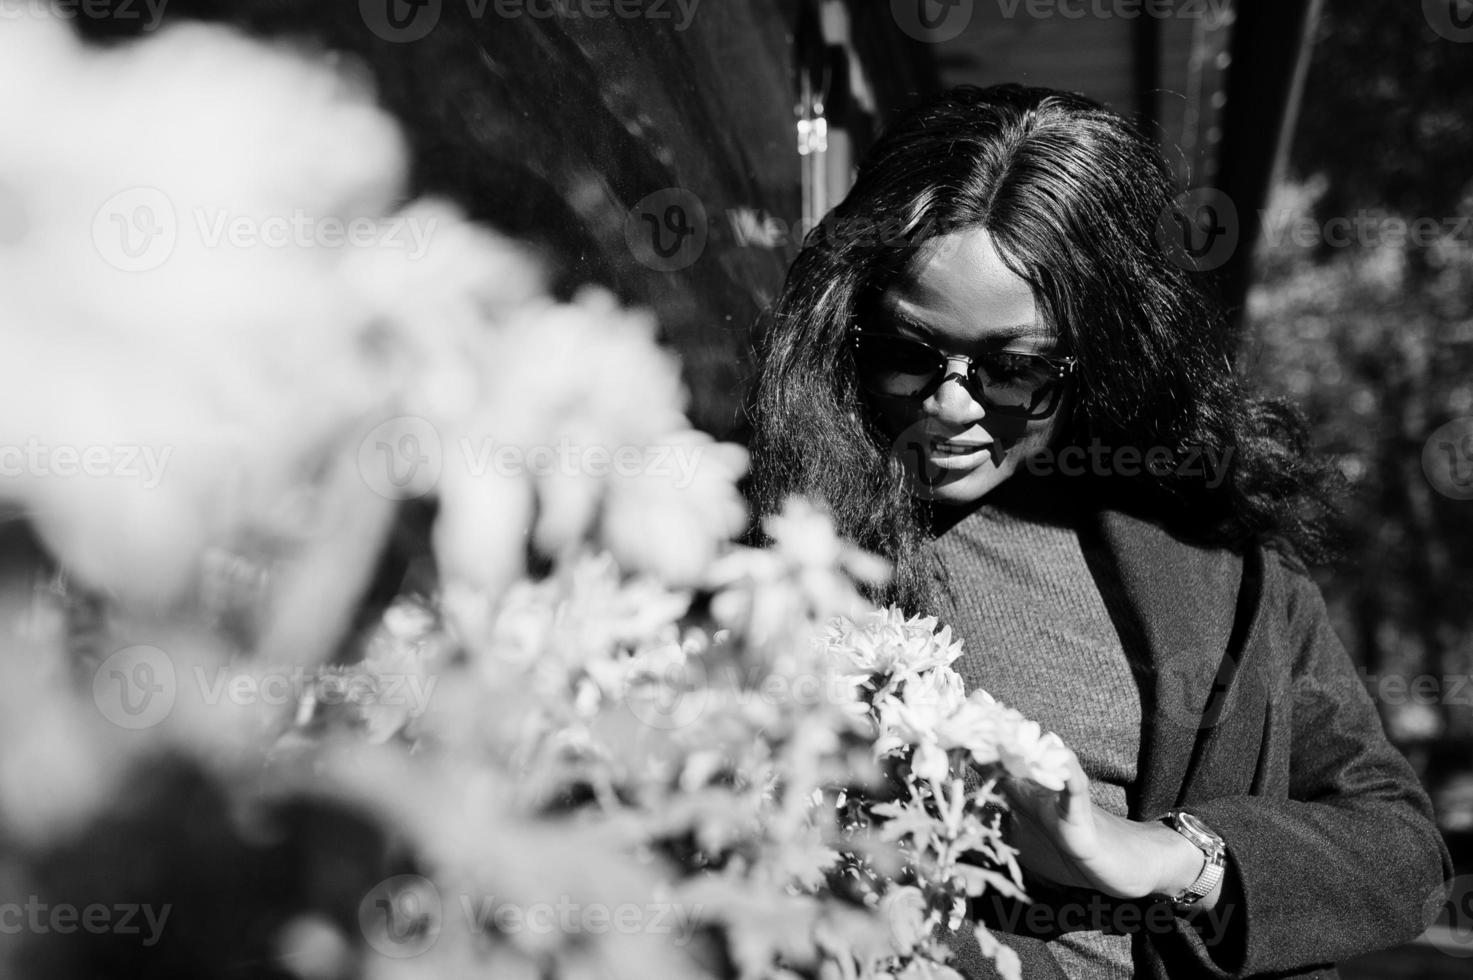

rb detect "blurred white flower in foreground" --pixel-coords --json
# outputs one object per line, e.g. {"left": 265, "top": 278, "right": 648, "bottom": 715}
{"left": 709, "top": 497, "right": 889, "bottom": 649}
{"left": 0, "top": 11, "right": 750, "bottom": 666}
{"left": 433, "top": 289, "right": 750, "bottom": 622}
{"left": 0, "top": 15, "right": 1052, "bottom": 980}
{"left": 0, "top": 14, "right": 408, "bottom": 611}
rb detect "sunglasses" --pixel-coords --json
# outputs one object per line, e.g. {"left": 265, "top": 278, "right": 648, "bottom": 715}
{"left": 850, "top": 330, "right": 1076, "bottom": 420}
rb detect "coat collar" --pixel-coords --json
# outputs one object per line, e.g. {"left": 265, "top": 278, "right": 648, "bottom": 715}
{"left": 1084, "top": 507, "right": 1264, "bottom": 819}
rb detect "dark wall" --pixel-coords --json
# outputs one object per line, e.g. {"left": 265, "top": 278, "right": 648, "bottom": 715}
{"left": 81, "top": 0, "right": 817, "bottom": 439}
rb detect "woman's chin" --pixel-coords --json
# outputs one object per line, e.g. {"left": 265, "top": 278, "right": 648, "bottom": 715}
{"left": 902, "top": 452, "right": 1018, "bottom": 504}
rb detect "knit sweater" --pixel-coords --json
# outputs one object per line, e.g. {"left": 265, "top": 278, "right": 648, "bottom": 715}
{"left": 927, "top": 486, "right": 1147, "bottom": 979}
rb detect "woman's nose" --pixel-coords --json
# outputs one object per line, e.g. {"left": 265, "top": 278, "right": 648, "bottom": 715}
{"left": 921, "top": 355, "right": 987, "bottom": 426}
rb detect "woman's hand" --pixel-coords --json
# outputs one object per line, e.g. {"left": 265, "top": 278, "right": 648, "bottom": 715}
{"left": 998, "top": 745, "right": 1218, "bottom": 908}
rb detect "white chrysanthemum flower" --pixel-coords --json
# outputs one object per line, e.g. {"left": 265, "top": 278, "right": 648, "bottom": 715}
{"left": 471, "top": 551, "right": 694, "bottom": 720}
{"left": 823, "top": 607, "right": 964, "bottom": 682}
{"left": 945, "top": 691, "right": 1072, "bottom": 791}
{"left": 995, "top": 718, "right": 1073, "bottom": 792}
{"left": 823, "top": 605, "right": 1074, "bottom": 793}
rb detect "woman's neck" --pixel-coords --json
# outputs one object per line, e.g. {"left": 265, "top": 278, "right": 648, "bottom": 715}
{"left": 922, "top": 471, "right": 1084, "bottom": 536}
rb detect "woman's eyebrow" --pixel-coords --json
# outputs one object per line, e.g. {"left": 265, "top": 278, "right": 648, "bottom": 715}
{"left": 891, "top": 310, "right": 1045, "bottom": 346}
{"left": 990, "top": 325, "right": 1045, "bottom": 343}
{"left": 890, "top": 310, "right": 936, "bottom": 337}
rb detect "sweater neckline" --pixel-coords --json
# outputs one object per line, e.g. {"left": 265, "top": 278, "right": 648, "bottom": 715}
{"left": 923, "top": 472, "right": 1086, "bottom": 537}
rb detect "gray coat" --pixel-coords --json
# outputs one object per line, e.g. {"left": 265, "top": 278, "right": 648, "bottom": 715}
{"left": 946, "top": 506, "right": 1453, "bottom": 979}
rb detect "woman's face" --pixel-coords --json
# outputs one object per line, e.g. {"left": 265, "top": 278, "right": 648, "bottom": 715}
{"left": 864, "top": 227, "right": 1068, "bottom": 505}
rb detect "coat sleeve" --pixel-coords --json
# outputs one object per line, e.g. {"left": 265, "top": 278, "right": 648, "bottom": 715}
{"left": 1163, "top": 555, "right": 1454, "bottom": 977}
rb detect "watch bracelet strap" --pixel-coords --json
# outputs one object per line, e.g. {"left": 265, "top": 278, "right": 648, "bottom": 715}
{"left": 1175, "top": 848, "right": 1226, "bottom": 907}
{"left": 1161, "top": 810, "right": 1227, "bottom": 910}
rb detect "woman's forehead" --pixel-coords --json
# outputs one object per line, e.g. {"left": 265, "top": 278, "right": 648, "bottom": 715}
{"left": 880, "top": 228, "right": 1045, "bottom": 343}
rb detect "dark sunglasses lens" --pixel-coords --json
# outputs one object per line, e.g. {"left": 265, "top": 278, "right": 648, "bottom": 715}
{"left": 972, "top": 356, "right": 1043, "bottom": 415}
{"left": 853, "top": 335, "right": 939, "bottom": 397}
{"left": 975, "top": 354, "right": 1064, "bottom": 419}
{"left": 982, "top": 387, "right": 1056, "bottom": 419}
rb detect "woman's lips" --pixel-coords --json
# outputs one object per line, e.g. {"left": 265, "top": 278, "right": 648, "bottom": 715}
{"left": 929, "top": 439, "right": 989, "bottom": 456}
{"left": 925, "top": 439, "right": 994, "bottom": 469}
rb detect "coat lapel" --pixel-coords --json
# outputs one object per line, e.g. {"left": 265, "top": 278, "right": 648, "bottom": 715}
{"left": 1083, "top": 508, "right": 1251, "bottom": 820}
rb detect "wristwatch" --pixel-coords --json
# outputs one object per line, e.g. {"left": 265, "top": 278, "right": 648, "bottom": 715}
{"left": 1158, "top": 809, "right": 1226, "bottom": 911}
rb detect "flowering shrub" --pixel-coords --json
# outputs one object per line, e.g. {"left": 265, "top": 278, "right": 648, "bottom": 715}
{"left": 0, "top": 12, "right": 1070, "bottom": 980}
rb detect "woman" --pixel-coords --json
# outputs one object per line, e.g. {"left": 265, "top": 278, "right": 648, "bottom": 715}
{"left": 749, "top": 84, "right": 1452, "bottom": 979}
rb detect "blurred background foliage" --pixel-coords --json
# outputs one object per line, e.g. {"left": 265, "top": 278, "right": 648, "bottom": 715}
{"left": 1243, "top": 0, "right": 1473, "bottom": 847}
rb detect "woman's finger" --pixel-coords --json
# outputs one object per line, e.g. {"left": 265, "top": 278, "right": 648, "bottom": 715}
{"left": 1057, "top": 749, "right": 1089, "bottom": 821}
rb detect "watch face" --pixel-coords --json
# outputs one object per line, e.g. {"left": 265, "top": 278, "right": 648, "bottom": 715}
{"left": 1177, "top": 811, "right": 1225, "bottom": 849}
{"left": 1178, "top": 812, "right": 1209, "bottom": 836}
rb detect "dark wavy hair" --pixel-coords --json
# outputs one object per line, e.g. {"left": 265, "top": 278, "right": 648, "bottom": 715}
{"left": 748, "top": 84, "right": 1342, "bottom": 611}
